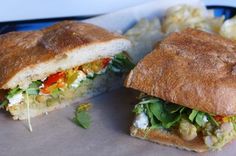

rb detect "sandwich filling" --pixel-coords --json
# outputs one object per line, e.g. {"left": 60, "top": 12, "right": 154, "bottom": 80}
{"left": 133, "top": 94, "right": 236, "bottom": 150}
{"left": 0, "top": 52, "right": 134, "bottom": 118}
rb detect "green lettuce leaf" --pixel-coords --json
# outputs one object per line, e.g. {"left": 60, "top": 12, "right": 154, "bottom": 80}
{"left": 73, "top": 104, "right": 92, "bottom": 129}
{"left": 189, "top": 110, "right": 218, "bottom": 127}
{"left": 73, "top": 111, "right": 91, "bottom": 129}
{"left": 0, "top": 100, "right": 8, "bottom": 108}
{"left": 146, "top": 104, "right": 161, "bottom": 128}
{"left": 134, "top": 95, "right": 220, "bottom": 130}
{"left": 207, "top": 114, "right": 219, "bottom": 127}
{"left": 189, "top": 110, "right": 199, "bottom": 122}
{"left": 108, "top": 52, "right": 135, "bottom": 73}
{"left": 163, "top": 103, "right": 183, "bottom": 113}
{"left": 51, "top": 88, "right": 61, "bottom": 98}
{"left": 133, "top": 104, "right": 144, "bottom": 115}
{"left": 149, "top": 102, "right": 181, "bottom": 129}
{"left": 26, "top": 81, "right": 42, "bottom": 95}
{"left": 195, "top": 112, "right": 206, "bottom": 127}
{"left": 136, "top": 97, "right": 182, "bottom": 129}
{"left": 6, "top": 87, "right": 22, "bottom": 99}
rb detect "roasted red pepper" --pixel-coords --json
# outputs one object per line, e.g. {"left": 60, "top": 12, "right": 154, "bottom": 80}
{"left": 40, "top": 58, "right": 110, "bottom": 94}
{"left": 43, "top": 72, "right": 65, "bottom": 88}
{"left": 102, "top": 58, "right": 111, "bottom": 68}
{"left": 40, "top": 72, "right": 66, "bottom": 94}
{"left": 214, "top": 115, "right": 224, "bottom": 122}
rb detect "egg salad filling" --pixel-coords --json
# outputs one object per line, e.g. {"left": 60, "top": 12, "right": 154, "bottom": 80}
{"left": 133, "top": 94, "right": 236, "bottom": 150}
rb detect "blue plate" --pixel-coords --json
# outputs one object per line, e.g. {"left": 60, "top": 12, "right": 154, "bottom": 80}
{"left": 0, "top": 5, "right": 235, "bottom": 34}
{"left": 208, "top": 5, "right": 236, "bottom": 19}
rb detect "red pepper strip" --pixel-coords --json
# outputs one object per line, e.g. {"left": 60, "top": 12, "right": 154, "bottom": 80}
{"left": 40, "top": 72, "right": 66, "bottom": 94}
{"left": 102, "top": 58, "right": 111, "bottom": 68}
{"left": 43, "top": 72, "right": 65, "bottom": 88}
{"left": 214, "top": 115, "right": 224, "bottom": 122}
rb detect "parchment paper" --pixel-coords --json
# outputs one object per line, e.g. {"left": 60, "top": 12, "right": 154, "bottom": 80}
{"left": 1, "top": 0, "right": 236, "bottom": 156}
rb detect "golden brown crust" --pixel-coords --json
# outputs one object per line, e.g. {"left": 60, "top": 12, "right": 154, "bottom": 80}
{"left": 125, "top": 28, "right": 236, "bottom": 116}
{"left": 130, "top": 126, "right": 208, "bottom": 152}
{"left": 0, "top": 21, "right": 125, "bottom": 89}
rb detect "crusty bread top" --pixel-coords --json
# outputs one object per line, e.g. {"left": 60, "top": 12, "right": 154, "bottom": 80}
{"left": 0, "top": 21, "right": 131, "bottom": 89}
{"left": 125, "top": 28, "right": 236, "bottom": 116}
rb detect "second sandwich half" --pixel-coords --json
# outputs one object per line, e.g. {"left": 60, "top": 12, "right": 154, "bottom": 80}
{"left": 125, "top": 28, "right": 236, "bottom": 152}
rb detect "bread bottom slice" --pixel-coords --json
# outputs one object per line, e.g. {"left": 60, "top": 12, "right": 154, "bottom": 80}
{"left": 8, "top": 71, "right": 122, "bottom": 120}
{"left": 130, "top": 126, "right": 208, "bottom": 153}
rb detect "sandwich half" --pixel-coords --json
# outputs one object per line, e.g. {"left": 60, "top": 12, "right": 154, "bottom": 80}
{"left": 0, "top": 21, "right": 133, "bottom": 124}
{"left": 125, "top": 28, "right": 236, "bottom": 152}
